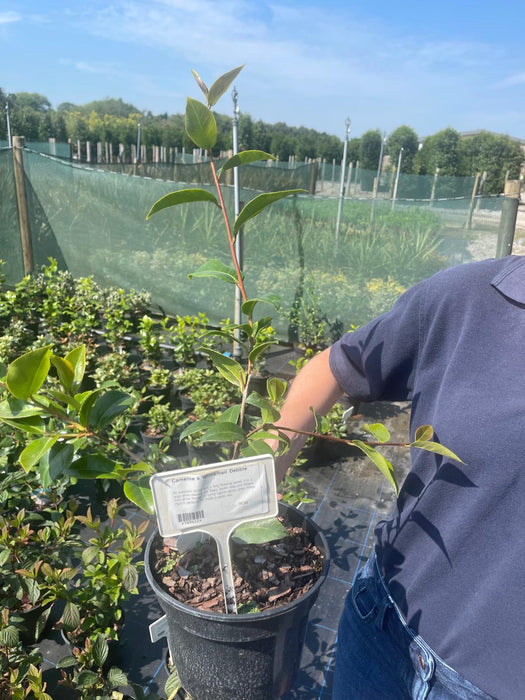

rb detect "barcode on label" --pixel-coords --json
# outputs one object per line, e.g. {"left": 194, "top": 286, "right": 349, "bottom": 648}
{"left": 177, "top": 510, "right": 205, "bottom": 524}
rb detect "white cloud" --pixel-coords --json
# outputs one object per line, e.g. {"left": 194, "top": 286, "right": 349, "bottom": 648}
{"left": 0, "top": 11, "right": 21, "bottom": 24}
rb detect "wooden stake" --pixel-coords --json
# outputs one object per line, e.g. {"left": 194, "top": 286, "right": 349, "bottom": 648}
{"left": 12, "top": 136, "right": 34, "bottom": 275}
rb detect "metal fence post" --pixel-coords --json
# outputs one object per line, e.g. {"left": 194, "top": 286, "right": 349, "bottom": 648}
{"left": 496, "top": 180, "right": 520, "bottom": 257}
{"left": 12, "top": 136, "right": 34, "bottom": 275}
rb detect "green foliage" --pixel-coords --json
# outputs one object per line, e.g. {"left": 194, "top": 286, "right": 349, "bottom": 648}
{"left": 387, "top": 125, "right": 419, "bottom": 173}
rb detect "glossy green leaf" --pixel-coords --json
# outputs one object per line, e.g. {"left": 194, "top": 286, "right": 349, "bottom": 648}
{"left": 207, "top": 64, "right": 244, "bottom": 106}
{"left": 50, "top": 355, "right": 74, "bottom": 391}
{"left": 410, "top": 440, "right": 464, "bottom": 463}
{"left": 43, "top": 442, "right": 75, "bottom": 481}
{"left": 362, "top": 423, "right": 390, "bottom": 443}
{"left": 203, "top": 348, "right": 246, "bottom": 388}
{"left": 107, "top": 666, "right": 128, "bottom": 688}
{"left": 188, "top": 259, "right": 240, "bottom": 285}
{"left": 65, "top": 345, "right": 86, "bottom": 391}
{"left": 87, "top": 390, "right": 134, "bottom": 429}
{"left": 242, "top": 294, "right": 280, "bottom": 316}
{"left": 233, "top": 190, "right": 305, "bottom": 236}
{"left": 0, "top": 397, "right": 43, "bottom": 419}
{"left": 20, "top": 436, "right": 57, "bottom": 472}
{"left": 0, "top": 414, "right": 46, "bottom": 435}
{"left": 353, "top": 440, "right": 398, "bottom": 494}
{"left": 267, "top": 377, "right": 287, "bottom": 404}
{"left": 246, "top": 393, "right": 280, "bottom": 423}
{"left": 179, "top": 419, "right": 213, "bottom": 441}
{"left": 6, "top": 345, "right": 52, "bottom": 399}
{"left": 146, "top": 188, "right": 219, "bottom": 219}
{"left": 200, "top": 422, "right": 246, "bottom": 444}
{"left": 232, "top": 517, "right": 287, "bottom": 544}
{"left": 124, "top": 476, "right": 155, "bottom": 515}
{"left": 218, "top": 150, "right": 275, "bottom": 178}
{"left": 241, "top": 439, "right": 274, "bottom": 457}
{"left": 219, "top": 404, "right": 241, "bottom": 423}
{"left": 67, "top": 454, "right": 121, "bottom": 479}
{"left": 414, "top": 424, "right": 434, "bottom": 442}
{"left": 78, "top": 389, "right": 101, "bottom": 426}
{"left": 185, "top": 97, "right": 217, "bottom": 150}
{"left": 76, "top": 670, "right": 100, "bottom": 689}
{"left": 248, "top": 342, "right": 274, "bottom": 367}
{"left": 122, "top": 563, "right": 139, "bottom": 592}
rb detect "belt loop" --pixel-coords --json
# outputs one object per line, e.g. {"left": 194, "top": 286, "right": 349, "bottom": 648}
{"left": 375, "top": 594, "right": 392, "bottom": 630}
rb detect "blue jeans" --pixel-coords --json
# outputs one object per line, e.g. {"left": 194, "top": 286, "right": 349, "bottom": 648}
{"left": 332, "top": 555, "right": 495, "bottom": 699}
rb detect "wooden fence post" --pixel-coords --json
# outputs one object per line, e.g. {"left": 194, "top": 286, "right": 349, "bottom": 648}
{"left": 497, "top": 180, "right": 521, "bottom": 257}
{"left": 12, "top": 136, "right": 34, "bottom": 275}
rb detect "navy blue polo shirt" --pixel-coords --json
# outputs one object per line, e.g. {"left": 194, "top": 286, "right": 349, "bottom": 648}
{"left": 330, "top": 256, "right": 525, "bottom": 699}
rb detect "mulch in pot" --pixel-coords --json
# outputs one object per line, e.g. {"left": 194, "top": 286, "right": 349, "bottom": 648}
{"left": 151, "top": 516, "right": 325, "bottom": 614}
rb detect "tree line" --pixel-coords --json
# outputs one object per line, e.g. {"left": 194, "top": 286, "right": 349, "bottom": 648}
{"left": 1, "top": 89, "right": 522, "bottom": 194}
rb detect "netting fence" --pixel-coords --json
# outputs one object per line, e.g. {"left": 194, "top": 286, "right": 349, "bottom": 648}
{"left": 0, "top": 146, "right": 511, "bottom": 342}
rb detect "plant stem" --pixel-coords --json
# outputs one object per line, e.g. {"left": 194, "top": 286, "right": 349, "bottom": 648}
{"left": 209, "top": 160, "right": 248, "bottom": 303}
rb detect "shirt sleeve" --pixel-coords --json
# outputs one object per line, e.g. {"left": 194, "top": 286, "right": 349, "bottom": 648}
{"left": 329, "top": 277, "right": 426, "bottom": 403}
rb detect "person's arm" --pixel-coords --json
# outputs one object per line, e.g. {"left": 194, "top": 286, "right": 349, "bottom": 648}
{"left": 269, "top": 346, "right": 345, "bottom": 483}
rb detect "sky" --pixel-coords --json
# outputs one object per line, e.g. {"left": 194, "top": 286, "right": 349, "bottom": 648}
{"left": 1, "top": 0, "right": 524, "bottom": 140}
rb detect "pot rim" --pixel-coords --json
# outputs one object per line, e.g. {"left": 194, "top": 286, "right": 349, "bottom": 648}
{"left": 145, "top": 502, "right": 330, "bottom": 623}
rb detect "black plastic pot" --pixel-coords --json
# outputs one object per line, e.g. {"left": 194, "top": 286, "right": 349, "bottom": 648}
{"left": 145, "top": 502, "right": 330, "bottom": 700}
{"left": 17, "top": 602, "right": 53, "bottom": 645}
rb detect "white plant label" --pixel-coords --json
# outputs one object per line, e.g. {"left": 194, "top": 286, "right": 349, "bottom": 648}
{"left": 150, "top": 454, "right": 279, "bottom": 615}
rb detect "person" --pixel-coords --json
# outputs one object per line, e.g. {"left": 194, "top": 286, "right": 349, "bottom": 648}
{"left": 271, "top": 255, "right": 525, "bottom": 700}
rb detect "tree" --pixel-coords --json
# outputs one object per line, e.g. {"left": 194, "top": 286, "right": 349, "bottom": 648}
{"left": 462, "top": 131, "right": 524, "bottom": 194}
{"left": 387, "top": 125, "right": 419, "bottom": 173}
{"left": 359, "top": 129, "right": 382, "bottom": 170}
{"left": 415, "top": 127, "right": 464, "bottom": 176}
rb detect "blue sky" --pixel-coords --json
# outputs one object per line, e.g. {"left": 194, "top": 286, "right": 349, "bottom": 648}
{"left": 1, "top": 0, "right": 524, "bottom": 139}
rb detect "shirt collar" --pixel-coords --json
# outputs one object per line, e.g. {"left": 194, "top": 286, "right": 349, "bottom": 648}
{"left": 491, "top": 255, "right": 525, "bottom": 304}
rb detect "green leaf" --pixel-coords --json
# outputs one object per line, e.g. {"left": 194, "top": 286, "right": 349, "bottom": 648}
{"left": 146, "top": 188, "right": 219, "bottom": 219}
{"left": 203, "top": 348, "right": 246, "bottom": 388}
{"left": 67, "top": 454, "right": 121, "bottom": 479}
{"left": 107, "top": 666, "right": 128, "bottom": 688}
{"left": 76, "top": 670, "right": 100, "bottom": 689}
{"left": 362, "top": 423, "right": 390, "bottom": 443}
{"left": 233, "top": 190, "right": 305, "bottom": 236}
{"left": 191, "top": 68, "right": 208, "bottom": 99}
{"left": 50, "top": 355, "right": 74, "bottom": 392}
{"left": 165, "top": 667, "right": 182, "bottom": 700}
{"left": 218, "top": 150, "right": 275, "bottom": 178}
{"left": 241, "top": 294, "right": 280, "bottom": 317}
{"left": 65, "top": 345, "right": 86, "bottom": 391}
{"left": 246, "top": 393, "right": 280, "bottom": 423}
{"left": 0, "top": 626, "right": 19, "bottom": 647}
{"left": 87, "top": 390, "right": 134, "bottom": 429}
{"left": 410, "top": 440, "right": 464, "bottom": 463}
{"left": 232, "top": 517, "right": 287, "bottom": 544}
{"left": 20, "top": 436, "right": 57, "bottom": 472}
{"left": 0, "top": 415, "right": 46, "bottom": 435}
{"left": 92, "top": 634, "right": 109, "bottom": 668}
{"left": 185, "top": 97, "right": 217, "bottom": 150}
{"left": 267, "top": 377, "right": 287, "bottom": 404}
{"left": 207, "top": 64, "right": 244, "bottom": 106}
{"left": 124, "top": 476, "right": 155, "bottom": 515}
{"left": 56, "top": 655, "right": 77, "bottom": 669}
{"left": 414, "top": 424, "right": 434, "bottom": 442}
{"left": 42, "top": 442, "right": 75, "bottom": 481}
{"left": 6, "top": 346, "right": 53, "bottom": 399}
{"left": 179, "top": 419, "right": 213, "bottom": 441}
{"left": 61, "top": 601, "right": 80, "bottom": 631}
{"left": 248, "top": 342, "right": 274, "bottom": 367}
{"left": 0, "top": 397, "right": 43, "bottom": 419}
{"left": 122, "top": 563, "right": 139, "bottom": 592}
{"left": 188, "top": 259, "right": 239, "bottom": 285}
{"left": 353, "top": 440, "right": 398, "bottom": 494}
{"left": 200, "top": 422, "right": 246, "bottom": 444}
{"left": 219, "top": 404, "right": 241, "bottom": 423}
{"left": 78, "top": 389, "right": 101, "bottom": 427}
{"left": 241, "top": 439, "right": 274, "bottom": 457}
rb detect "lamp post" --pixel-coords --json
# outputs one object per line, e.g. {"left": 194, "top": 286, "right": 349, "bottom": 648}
{"left": 5, "top": 99, "right": 12, "bottom": 148}
{"left": 136, "top": 122, "right": 141, "bottom": 164}
{"left": 335, "top": 117, "right": 351, "bottom": 245}
{"left": 391, "top": 146, "right": 404, "bottom": 210}
{"left": 231, "top": 86, "right": 243, "bottom": 358}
